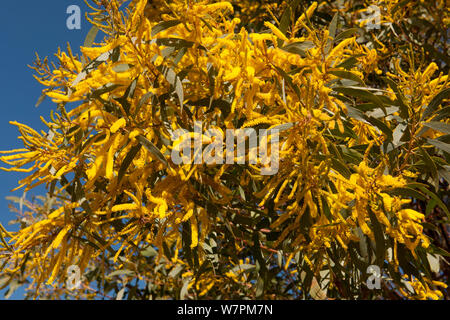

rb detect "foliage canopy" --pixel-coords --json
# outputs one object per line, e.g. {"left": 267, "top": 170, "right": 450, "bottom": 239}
{"left": 0, "top": 0, "right": 449, "bottom": 300}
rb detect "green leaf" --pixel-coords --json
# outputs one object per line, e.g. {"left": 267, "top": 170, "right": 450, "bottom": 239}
{"left": 112, "top": 64, "right": 132, "bottom": 73}
{"left": 387, "top": 187, "right": 426, "bottom": 201}
{"left": 168, "top": 265, "right": 184, "bottom": 278}
{"left": 392, "top": 123, "right": 407, "bottom": 147}
{"left": 331, "top": 158, "right": 351, "bottom": 179}
{"left": 421, "top": 87, "right": 450, "bottom": 120}
{"left": 274, "top": 66, "right": 301, "bottom": 100}
{"left": 135, "top": 92, "right": 153, "bottom": 116}
{"left": 335, "top": 55, "right": 362, "bottom": 69}
{"left": 116, "top": 287, "right": 126, "bottom": 300}
{"left": 270, "top": 122, "right": 294, "bottom": 132}
{"left": 430, "top": 106, "right": 450, "bottom": 122}
{"left": 91, "top": 83, "right": 121, "bottom": 99}
{"left": 325, "top": 13, "right": 339, "bottom": 53}
{"left": 334, "top": 28, "right": 359, "bottom": 42}
{"left": 4, "top": 279, "right": 20, "bottom": 299}
{"left": 180, "top": 277, "right": 191, "bottom": 299}
{"left": 423, "top": 121, "right": 450, "bottom": 135}
{"left": 106, "top": 269, "right": 136, "bottom": 279}
{"left": 158, "top": 65, "right": 184, "bottom": 110}
{"left": 366, "top": 116, "right": 393, "bottom": 139}
{"left": 255, "top": 276, "right": 265, "bottom": 298}
{"left": 156, "top": 38, "right": 205, "bottom": 51}
{"left": 329, "top": 70, "right": 365, "bottom": 85}
{"left": 367, "top": 207, "right": 385, "bottom": 267}
{"left": 35, "top": 93, "right": 46, "bottom": 107}
{"left": 278, "top": 5, "right": 291, "bottom": 47}
{"left": 382, "top": 77, "right": 408, "bottom": 118}
{"left": 151, "top": 20, "right": 182, "bottom": 37}
{"left": 114, "top": 77, "right": 138, "bottom": 116}
{"left": 328, "top": 13, "right": 339, "bottom": 39}
{"left": 428, "top": 243, "right": 450, "bottom": 258}
{"left": 141, "top": 246, "right": 157, "bottom": 258}
{"left": 408, "top": 183, "right": 450, "bottom": 217}
{"left": 280, "top": 41, "right": 315, "bottom": 57}
{"left": 320, "top": 195, "right": 333, "bottom": 222}
{"left": 419, "top": 146, "right": 438, "bottom": 178}
{"left": 333, "top": 86, "right": 386, "bottom": 113}
{"left": 232, "top": 264, "right": 256, "bottom": 273}
{"left": 136, "top": 135, "right": 168, "bottom": 167}
{"left": 438, "top": 166, "right": 450, "bottom": 185}
{"left": 427, "top": 138, "right": 450, "bottom": 154}
{"left": 118, "top": 144, "right": 142, "bottom": 183}
{"left": 83, "top": 26, "right": 99, "bottom": 48}
{"left": 346, "top": 106, "right": 366, "bottom": 122}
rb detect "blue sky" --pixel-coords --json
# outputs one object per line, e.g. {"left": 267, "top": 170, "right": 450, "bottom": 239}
{"left": 0, "top": 0, "right": 95, "bottom": 299}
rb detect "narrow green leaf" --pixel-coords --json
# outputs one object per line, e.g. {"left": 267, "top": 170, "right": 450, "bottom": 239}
{"left": 409, "top": 183, "right": 450, "bottom": 218}
{"left": 431, "top": 106, "right": 450, "bottom": 122}
{"left": 118, "top": 144, "right": 142, "bottom": 183}
{"left": 331, "top": 158, "right": 351, "bottom": 179}
{"left": 279, "top": 6, "right": 291, "bottom": 34}
{"left": 83, "top": 26, "right": 99, "bottom": 48}
{"left": 387, "top": 187, "right": 426, "bottom": 201}
{"left": 382, "top": 77, "right": 409, "bottom": 118}
{"left": 334, "top": 28, "right": 359, "bottom": 42}
{"left": 320, "top": 195, "right": 333, "bottom": 222}
{"left": 335, "top": 56, "right": 362, "bottom": 69}
{"left": 329, "top": 70, "right": 365, "bottom": 85}
{"left": 274, "top": 66, "right": 301, "bottom": 100}
{"left": 112, "top": 64, "right": 132, "bottom": 73}
{"left": 280, "top": 41, "right": 315, "bottom": 57}
{"left": 168, "top": 265, "right": 184, "bottom": 278}
{"left": 423, "top": 121, "right": 450, "bottom": 135}
{"left": 421, "top": 87, "right": 450, "bottom": 120}
{"left": 35, "top": 93, "right": 46, "bottom": 107}
{"left": 255, "top": 276, "right": 265, "bottom": 298}
{"left": 392, "top": 123, "right": 407, "bottom": 147}
{"left": 333, "top": 86, "right": 386, "bottom": 113}
{"left": 141, "top": 246, "right": 157, "bottom": 258}
{"left": 135, "top": 92, "right": 153, "bottom": 116}
{"left": 366, "top": 116, "right": 393, "bottom": 139}
{"left": 107, "top": 269, "right": 135, "bottom": 279}
{"left": 427, "top": 138, "right": 450, "bottom": 154}
{"left": 151, "top": 20, "right": 182, "bottom": 37}
{"left": 158, "top": 65, "right": 184, "bottom": 110}
{"left": 325, "top": 13, "right": 339, "bottom": 54}
{"left": 136, "top": 135, "right": 168, "bottom": 167}
{"left": 419, "top": 146, "right": 438, "bottom": 178}
{"left": 328, "top": 13, "right": 339, "bottom": 39}
{"left": 367, "top": 207, "right": 385, "bottom": 267}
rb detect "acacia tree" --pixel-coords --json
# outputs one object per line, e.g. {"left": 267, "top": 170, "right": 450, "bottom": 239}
{"left": 0, "top": 0, "right": 448, "bottom": 300}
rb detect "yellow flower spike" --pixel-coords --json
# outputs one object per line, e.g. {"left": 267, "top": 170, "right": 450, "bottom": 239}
{"left": 223, "top": 66, "right": 241, "bottom": 82}
{"left": 329, "top": 40, "right": 354, "bottom": 63}
{"left": 422, "top": 62, "right": 438, "bottom": 80}
{"left": 110, "top": 118, "right": 126, "bottom": 134}
{"left": 306, "top": 2, "right": 318, "bottom": 18}
{"left": 190, "top": 215, "right": 199, "bottom": 248}
{"left": 274, "top": 179, "right": 289, "bottom": 204}
{"left": 106, "top": 133, "right": 124, "bottom": 180}
{"left": 43, "top": 224, "right": 71, "bottom": 259}
{"left": 46, "top": 240, "right": 68, "bottom": 286}
{"left": 264, "top": 22, "right": 289, "bottom": 43}
{"left": 293, "top": 2, "right": 318, "bottom": 33}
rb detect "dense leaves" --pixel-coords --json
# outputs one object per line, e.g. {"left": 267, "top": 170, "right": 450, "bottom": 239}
{"left": 0, "top": 0, "right": 448, "bottom": 300}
